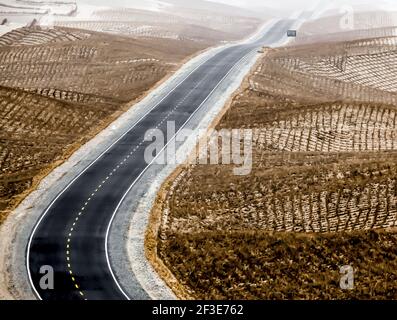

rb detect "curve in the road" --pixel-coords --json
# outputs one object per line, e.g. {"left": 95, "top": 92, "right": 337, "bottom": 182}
{"left": 27, "top": 19, "right": 295, "bottom": 300}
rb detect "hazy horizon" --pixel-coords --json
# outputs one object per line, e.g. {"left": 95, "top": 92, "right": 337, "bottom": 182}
{"left": 76, "top": 0, "right": 397, "bottom": 15}
{"left": 77, "top": 0, "right": 320, "bottom": 11}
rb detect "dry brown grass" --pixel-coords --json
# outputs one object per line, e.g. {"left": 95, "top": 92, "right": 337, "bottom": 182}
{"left": 159, "top": 229, "right": 397, "bottom": 300}
{"left": 152, "top": 37, "right": 397, "bottom": 299}
{"left": 0, "top": 26, "right": 206, "bottom": 106}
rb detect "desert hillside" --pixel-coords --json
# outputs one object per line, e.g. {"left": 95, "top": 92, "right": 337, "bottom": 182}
{"left": 153, "top": 35, "right": 397, "bottom": 300}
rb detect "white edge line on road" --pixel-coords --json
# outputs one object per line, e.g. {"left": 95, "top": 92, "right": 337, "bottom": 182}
{"left": 25, "top": 42, "right": 235, "bottom": 300}
{"left": 26, "top": 16, "right": 284, "bottom": 299}
{"left": 105, "top": 47, "right": 258, "bottom": 300}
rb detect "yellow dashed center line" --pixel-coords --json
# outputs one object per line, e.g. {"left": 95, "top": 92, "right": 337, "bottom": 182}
{"left": 64, "top": 102, "right": 185, "bottom": 299}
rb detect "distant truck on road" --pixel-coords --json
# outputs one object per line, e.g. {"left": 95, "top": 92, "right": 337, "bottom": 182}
{"left": 287, "top": 30, "right": 297, "bottom": 37}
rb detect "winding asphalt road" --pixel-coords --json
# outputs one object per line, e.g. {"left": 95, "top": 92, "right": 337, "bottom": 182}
{"left": 27, "top": 19, "right": 296, "bottom": 300}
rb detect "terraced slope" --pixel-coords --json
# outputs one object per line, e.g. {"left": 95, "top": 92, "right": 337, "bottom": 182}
{"left": 0, "top": 0, "right": 77, "bottom": 30}
{"left": 0, "top": 26, "right": 208, "bottom": 223}
{"left": 0, "top": 26, "right": 206, "bottom": 105}
{"left": 0, "top": 0, "right": 76, "bottom": 15}
{"left": 296, "top": 11, "right": 397, "bottom": 44}
{"left": 0, "top": 27, "right": 91, "bottom": 47}
{"left": 152, "top": 36, "right": 397, "bottom": 300}
{"left": 55, "top": 8, "right": 260, "bottom": 43}
{"left": 0, "top": 85, "right": 107, "bottom": 222}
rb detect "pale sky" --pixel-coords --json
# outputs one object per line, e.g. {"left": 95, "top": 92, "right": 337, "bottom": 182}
{"left": 78, "top": 0, "right": 397, "bottom": 14}
{"left": 79, "top": 0, "right": 321, "bottom": 10}
{"left": 205, "top": 0, "right": 397, "bottom": 10}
